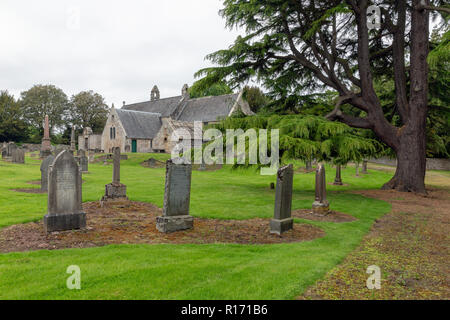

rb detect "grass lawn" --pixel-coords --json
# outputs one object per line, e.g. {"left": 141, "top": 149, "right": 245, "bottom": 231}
{"left": 0, "top": 154, "right": 393, "bottom": 299}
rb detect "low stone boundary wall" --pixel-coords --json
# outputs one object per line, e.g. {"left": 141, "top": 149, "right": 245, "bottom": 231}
{"left": 369, "top": 157, "right": 450, "bottom": 171}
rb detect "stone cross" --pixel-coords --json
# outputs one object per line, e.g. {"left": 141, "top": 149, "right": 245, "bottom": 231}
{"left": 101, "top": 147, "right": 127, "bottom": 202}
{"left": 44, "top": 150, "right": 86, "bottom": 233}
{"left": 156, "top": 160, "right": 194, "bottom": 233}
{"left": 40, "top": 115, "right": 52, "bottom": 158}
{"left": 270, "top": 164, "right": 294, "bottom": 235}
{"left": 11, "top": 148, "right": 25, "bottom": 164}
{"left": 312, "top": 164, "right": 330, "bottom": 215}
{"left": 113, "top": 147, "right": 120, "bottom": 184}
{"left": 40, "top": 154, "right": 55, "bottom": 192}
{"left": 333, "top": 164, "right": 343, "bottom": 185}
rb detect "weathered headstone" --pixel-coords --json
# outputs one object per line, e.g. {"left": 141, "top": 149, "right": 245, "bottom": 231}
{"left": 40, "top": 154, "right": 55, "bottom": 192}
{"left": 7, "top": 142, "right": 17, "bottom": 157}
{"left": 333, "top": 164, "right": 343, "bottom": 185}
{"left": 312, "top": 164, "right": 330, "bottom": 216}
{"left": 11, "top": 148, "right": 25, "bottom": 164}
{"left": 270, "top": 164, "right": 294, "bottom": 235}
{"left": 44, "top": 151, "right": 86, "bottom": 233}
{"left": 101, "top": 147, "right": 127, "bottom": 202}
{"left": 40, "top": 115, "right": 52, "bottom": 158}
{"left": 355, "top": 162, "right": 360, "bottom": 176}
{"left": 78, "top": 149, "right": 88, "bottom": 173}
{"left": 305, "top": 160, "right": 313, "bottom": 171}
{"left": 362, "top": 160, "right": 368, "bottom": 174}
{"left": 156, "top": 160, "right": 194, "bottom": 233}
{"left": 1, "top": 147, "right": 6, "bottom": 159}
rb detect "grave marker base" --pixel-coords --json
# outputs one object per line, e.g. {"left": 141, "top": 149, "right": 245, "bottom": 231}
{"left": 312, "top": 201, "right": 330, "bottom": 216}
{"left": 44, "top": 212, "right": 86, "bottom": 233}
{"left": 270, "top": 218, "right": 294, "bottom": 235}
{"left": 156, "top": 215, "right": 194, "bottom": 233}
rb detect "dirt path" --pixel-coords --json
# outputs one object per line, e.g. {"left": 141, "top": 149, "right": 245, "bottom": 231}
{"left": 300, "top": 187, "right": 450, "bottom": 300}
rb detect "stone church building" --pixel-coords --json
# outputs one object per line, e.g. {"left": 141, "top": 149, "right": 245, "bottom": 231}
{"left": 84, "top": 84, "right": 253, "bottom": 154}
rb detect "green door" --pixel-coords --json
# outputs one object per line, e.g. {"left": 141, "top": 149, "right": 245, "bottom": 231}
{"left": 131, "top": 140, "right": 137, "bottom": 153}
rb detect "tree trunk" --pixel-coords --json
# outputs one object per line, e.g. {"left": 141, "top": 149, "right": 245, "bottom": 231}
{"left": 382, "top": 128, "right": 427, "bottom": 194}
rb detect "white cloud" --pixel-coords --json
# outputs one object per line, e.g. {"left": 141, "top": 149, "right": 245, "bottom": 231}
{"left": 0, "top": 0, "right": 241, "bottom": 106}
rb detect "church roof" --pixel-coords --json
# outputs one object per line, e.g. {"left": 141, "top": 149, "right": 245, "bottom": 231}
{"left": 122, "top": 96, "right": 182, "bottom": 118}
{"left": 176, "top": 93, "right": 240, "bottom": 122}
{"left": 115, "top": 109, "right": 162, "bottom": 139}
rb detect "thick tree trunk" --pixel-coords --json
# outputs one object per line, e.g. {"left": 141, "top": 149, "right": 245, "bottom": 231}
{"left": 382, "top": 127, "right": 427, "bottom": 194}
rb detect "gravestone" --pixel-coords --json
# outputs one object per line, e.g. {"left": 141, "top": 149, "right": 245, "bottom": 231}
{"left": 7, "top": 142, "right": 17, "bottom": 157}
{"left": 101, "top": 147, "right": 127, "bottom": 202}
{"left": 44, "top": 151, "right": 86, "bottom": 233}
{"left": 305, "top": 160, "right": 313, "bottom": 171}
{"left": 156, "top": 160, "right": 194, "bottom": 233}
{"left": 355, "top": 162, "right": 360, "bottom": 176}
{"left": 40, "top": 115, "right": 52, "bottom": 158}
{"left": 1, "top": 147, "right": 6, "bottom": 159}
{"left": 312, "top": 164, "right": 330, "bottom": 216}
{"left": 11, "top": 148, "right": 25, "bottom": 164}
{"left": 362, "top": 160, "right": 368, "bottom": 174}
{"left": 270, "top": 164, "right": 294, "bottom": 235}
{"left": 333, "top": 164, "right": 343, "bottom": 185}
{"left": 40, "top": 154, "right": 55, "bottom": 192}
{"left": 70, "top": 128, "right": 76, "bottom": 154}
{"left": 78, "top": 150, "right": 88, "bottom": 173}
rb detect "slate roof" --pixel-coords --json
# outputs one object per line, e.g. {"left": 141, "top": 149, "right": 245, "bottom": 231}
{"left": 176, "top": 93, "right": 240, "bottom": 122}
{"left": 115, "top": 109, "right": 162, "bottom": 139}
{"left": 122, "top": 96, "right": 182, "bottom": 118}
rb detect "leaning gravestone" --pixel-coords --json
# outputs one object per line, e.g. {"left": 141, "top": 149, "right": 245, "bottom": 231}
{"left": 312, "top": 164, "right": 330, "bottom": 216}
{"left": 12, "top": 148, "right": 25, "bottom": 164}
{"left": 40, "top": 154, "right": 55, "bottom": 192}
{"left": 270, "top": 164, "right": 294, "bottom": 235}
{"left": 44, "top": 150, "right": 86, "bottom": 233}
{"left": 156, "top": 160, "right": 194, "bottom": 233}
{"left": 101, "top": 147, "right": 127, "bottom": 202}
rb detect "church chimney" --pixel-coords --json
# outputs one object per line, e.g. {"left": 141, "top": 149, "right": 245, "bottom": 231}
{"left": 151, "top": 85, "right": 160, "bottom": 101}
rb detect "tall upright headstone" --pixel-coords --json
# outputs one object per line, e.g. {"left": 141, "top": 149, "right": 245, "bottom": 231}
{"left": 102, "top": 147, "right": 127, "bottom": 201}
{"left": 156, "top": 160, "right": 194, "bottom": 233}
{"left": 40, "top": 115, "right": 52, "bottom": 158}
{"left": 362, "top": 160, "right": 368, "bottom": 174}
{"left": 78, "top": 149, "right": 88, "bottom": 173}
{"left": 40, "top": 154, "right": 55, "bottom": 192}
{"left": 70, "top": 127, "right": 76, "bottom": 154}
{"left": 355, "top": 162, "right": 360, "bottom": 176}
{"left": 312, "top": 164, "right": 330, "bottom": 215}
{"left": 11, "top": 148, "right": 25, "bottom": 164}
{"left": 333, "top": 164, "right": 343, "bottom": 185}
{"left": 270, "top": 164, "right": 294, "bottom": 235}
{"left": 44, "top": 151, "right": 86, "bottom": 233}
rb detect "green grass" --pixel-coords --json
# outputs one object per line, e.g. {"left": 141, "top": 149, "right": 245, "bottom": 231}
{"left": 0, "top": 154, "right": 393, "bottom": 299}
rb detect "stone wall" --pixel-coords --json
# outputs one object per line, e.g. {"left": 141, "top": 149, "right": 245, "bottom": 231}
{"left": 369, "top": 157, "right": 450, "bottom": 171}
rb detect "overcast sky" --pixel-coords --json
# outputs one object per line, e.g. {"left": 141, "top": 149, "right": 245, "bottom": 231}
{"left": 0, "top": 0, "right": 241, "bottom": 107}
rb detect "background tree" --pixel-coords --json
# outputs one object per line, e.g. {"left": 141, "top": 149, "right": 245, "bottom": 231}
{"left": 20, "top": 84, "right": 68, "bottom": 136}
{"left": 189, "top": 80, "right": 232, "bottom": 98}
{"left": 69, "top": 90, "right": 108, "bottom": 133}
{"left": 0, "top": 91, "right": 28, "bottom": 142}
{"left": 242, "top": 86, "right": 269, "bottom": 113}
{"left": 196, "top": 0, "right": 449, "bottom": 193}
